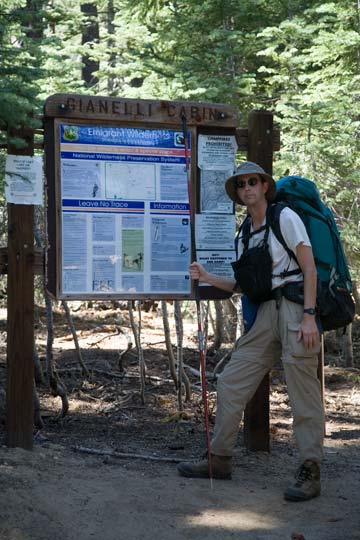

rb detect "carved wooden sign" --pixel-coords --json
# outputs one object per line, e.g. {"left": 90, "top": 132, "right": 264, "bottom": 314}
{"left": 44, "top": 94, "right": 238, "bottom": 127}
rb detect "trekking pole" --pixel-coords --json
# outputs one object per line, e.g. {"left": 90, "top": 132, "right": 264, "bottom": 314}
{"left": 181, "top": 113, "right": 213, "bottom": 488}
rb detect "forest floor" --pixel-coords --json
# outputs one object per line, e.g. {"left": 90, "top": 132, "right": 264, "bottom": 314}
{"left": 0, "top": 303, "right": 359, "bottom": 540}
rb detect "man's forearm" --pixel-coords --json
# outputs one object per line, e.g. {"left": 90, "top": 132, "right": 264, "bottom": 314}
{"left": 200, "top": 272, "right": 236, "bottom": 293}
{"left": 295, "top": 244, "right": 318, "bottom": 311}
{"left": 303, "top": 267, "right": 317, "bottom": 309}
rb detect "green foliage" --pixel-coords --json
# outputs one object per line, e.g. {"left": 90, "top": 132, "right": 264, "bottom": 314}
{"left": 256, "top": 1, "right": 360, "bottom": 275}
{"left": 0, "top": 0, "right": 358, "bottom": 276}
{"left": 0, "top": 3, "right": 42, "bottom": 137}
{"left": 120, "top": 0, "right": 302, "bottom": 106}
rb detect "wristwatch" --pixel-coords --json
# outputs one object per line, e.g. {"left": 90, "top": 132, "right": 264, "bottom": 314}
{"left": 303, "top": 308, "right": 316, "bottom": 315}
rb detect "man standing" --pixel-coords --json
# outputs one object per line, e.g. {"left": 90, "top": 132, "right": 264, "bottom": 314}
{"left": 177, "top": 161, "right": 324, "bottom": 502}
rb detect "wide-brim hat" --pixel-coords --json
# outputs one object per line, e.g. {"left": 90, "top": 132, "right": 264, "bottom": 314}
{"left": 225, "top": 161, "right": 276, "bottom": 205}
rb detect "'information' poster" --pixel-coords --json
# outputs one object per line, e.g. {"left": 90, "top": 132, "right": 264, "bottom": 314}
{"left": 59, "top": 124, "right": 191, "bottom": 295}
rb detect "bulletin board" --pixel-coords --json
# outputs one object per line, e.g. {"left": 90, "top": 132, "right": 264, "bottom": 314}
{"left": 44, "top": 94, "right": 238, "bottom": 300}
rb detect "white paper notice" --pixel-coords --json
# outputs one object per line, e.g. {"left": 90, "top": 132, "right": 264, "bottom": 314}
{"left": 198, "top": 134, "right": 237, "bottom": 171}
{"left": 196, "top": 250, "right": 236, "bottom": 280}
{"left": 5, "top": 155, "right": 43, "bottom": 205}
{"left": 195, "top": 214, "right": 236, "bottom": 251}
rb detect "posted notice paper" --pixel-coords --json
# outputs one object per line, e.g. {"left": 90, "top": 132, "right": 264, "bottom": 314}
{"left": 5, "top": 155, "right": 43, "bottom": 205}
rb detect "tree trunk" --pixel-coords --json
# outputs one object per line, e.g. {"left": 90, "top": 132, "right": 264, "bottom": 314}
{"left": 161, "top": 301, "right": 178, "bottom": 389}
{"left": 44, "top": 287, "right": 69, "bottom": 418}
{"left": 352, "top": 280, "right": 360, "bottom": 315}
{"left": 26, "top": 0, "right": 45, "bottom": 40}
{"left": 81, "top": 2, "right": 100, "bottom": 88}
{"left": 209, "top": 299, "right": 236, "bottom": 353}
{"left": 222, "top": 298, "right": 237, "bottom": 342}
{"left": 174, "top": 301, "right": 183, "bottom": 412}
{"left": 61, "top": 300, "right": 89, "bottom": 376}
{"left": 107, "top": 0, "right": 116, "bottom": 94}
{"left": 128, "top": 301, "right": 146, "bottom": 404}
{"left": 173, "top": 301, "right": 191, "bottom": 403}
{"left": 343, "top": 324, "right": 354, "bottom": 368}
{"left": 209, "top": 300, "right": 226, "bottom": 353}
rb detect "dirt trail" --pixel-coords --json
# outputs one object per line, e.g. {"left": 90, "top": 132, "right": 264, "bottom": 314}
{"left": 0, "top": 437, "right": 359, "bottom": 540}
{"left": 0, "top": 306, "right": 359, "bottom": 540}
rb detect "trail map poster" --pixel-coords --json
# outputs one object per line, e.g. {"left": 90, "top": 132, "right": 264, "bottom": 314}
{"left": 59, "top": 123, "right": 191, "bottom": 296}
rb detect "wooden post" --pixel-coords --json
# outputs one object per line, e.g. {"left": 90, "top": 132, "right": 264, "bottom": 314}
{"left": 243, "top": 110, "right": 274, "bottom": 452}
{"left": 6, "top": 128, "right": 35, "bottom": 450}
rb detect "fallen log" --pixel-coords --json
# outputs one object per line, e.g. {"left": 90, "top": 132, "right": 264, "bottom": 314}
{"left": 72, "top": 445, "right": 184, "bottom": 463}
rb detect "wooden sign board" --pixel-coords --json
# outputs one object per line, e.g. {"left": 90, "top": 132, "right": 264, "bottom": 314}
{"left": 44, "top": 94, "right": 239, "bottom": 300}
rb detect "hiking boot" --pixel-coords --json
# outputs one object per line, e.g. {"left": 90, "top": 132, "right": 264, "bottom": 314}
{"left": 284, "top": 460, "right": 321, "bottom": 502}
{"left": 177, "top": 454, "right": 232, "bottom": 480}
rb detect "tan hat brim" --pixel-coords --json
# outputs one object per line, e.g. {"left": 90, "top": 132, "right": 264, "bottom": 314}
{"left": 225, "top": 172, "right": 276, "bottom": 205}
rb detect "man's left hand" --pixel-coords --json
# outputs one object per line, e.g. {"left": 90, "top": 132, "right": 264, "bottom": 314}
{"left": 297, "top": 317, "right": 320, "bottom": 350}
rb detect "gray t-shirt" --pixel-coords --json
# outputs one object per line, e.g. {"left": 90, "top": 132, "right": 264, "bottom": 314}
{"left": 237, "top": 206, "right": 311, "bottom": 289}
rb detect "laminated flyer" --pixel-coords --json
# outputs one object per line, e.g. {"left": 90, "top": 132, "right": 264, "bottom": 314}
{"left": 59, "top": 124, "right": 191, "bottom": 295}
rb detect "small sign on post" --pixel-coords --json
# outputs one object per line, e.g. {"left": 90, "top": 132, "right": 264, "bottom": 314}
{"left": 5, "top": 155, "right": 43, "bottom": 206}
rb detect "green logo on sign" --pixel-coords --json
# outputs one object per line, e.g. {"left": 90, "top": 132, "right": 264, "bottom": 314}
{"left": 63, "top": 126, "right": 79, "bottom": 141}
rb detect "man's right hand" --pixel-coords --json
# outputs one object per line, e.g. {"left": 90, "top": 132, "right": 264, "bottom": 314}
{"left": 189, "top": 262, "right": 236, "bottom": 292}
{"left": 189, "top": 262, "right": 208, "bottom": 282}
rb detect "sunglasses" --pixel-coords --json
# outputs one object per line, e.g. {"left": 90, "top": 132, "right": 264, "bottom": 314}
{"left": 235, "top": 177, "right": 259, "bottom": 189}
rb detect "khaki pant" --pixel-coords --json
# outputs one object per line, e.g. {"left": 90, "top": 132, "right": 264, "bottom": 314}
{"left": 211, "top": 297, "right": 324, "bottom": 463}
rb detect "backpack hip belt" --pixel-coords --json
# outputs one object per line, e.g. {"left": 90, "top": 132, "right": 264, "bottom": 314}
{"left": 270, "top": 281, "right": 304, "bottom": 308}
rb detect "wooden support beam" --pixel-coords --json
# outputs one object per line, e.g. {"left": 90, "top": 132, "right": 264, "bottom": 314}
{"left": 0, "top": 247, "right": 44, "bottom": 275}
{"left": 6, "top": 129, "right": 35, "bottom": 450}
{"left": 243, "top": 375, "right": 270, "bottom": 452}
{"left": 243, "top": 110, "right": 275, "bottom": 453}
{"left": 236, "top": 127, "right": 280, "bottom": 152}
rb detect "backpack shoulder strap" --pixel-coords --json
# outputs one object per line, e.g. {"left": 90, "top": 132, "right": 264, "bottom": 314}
{"left": 236, "top": 209, "right": 273, "bottom": 257}
{"left": 268, "top": 202, "right": 298, "bottom": 264}
{"left": 268, "top": 202, "right": 303, "bottom": 279}
{"left": 235, "top": 215, "right": 251, "bottom": 257}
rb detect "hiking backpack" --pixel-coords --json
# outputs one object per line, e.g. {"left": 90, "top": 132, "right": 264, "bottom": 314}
{"left": 272, "top": 176, "right": 355, "bottom": 331}
{"left": 234, "top": 176, "right": 355, "bottom": 331}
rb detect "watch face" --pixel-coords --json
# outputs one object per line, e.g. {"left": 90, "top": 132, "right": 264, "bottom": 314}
{"left": 304, "top": 308, "right": 316, "bottom": 315}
